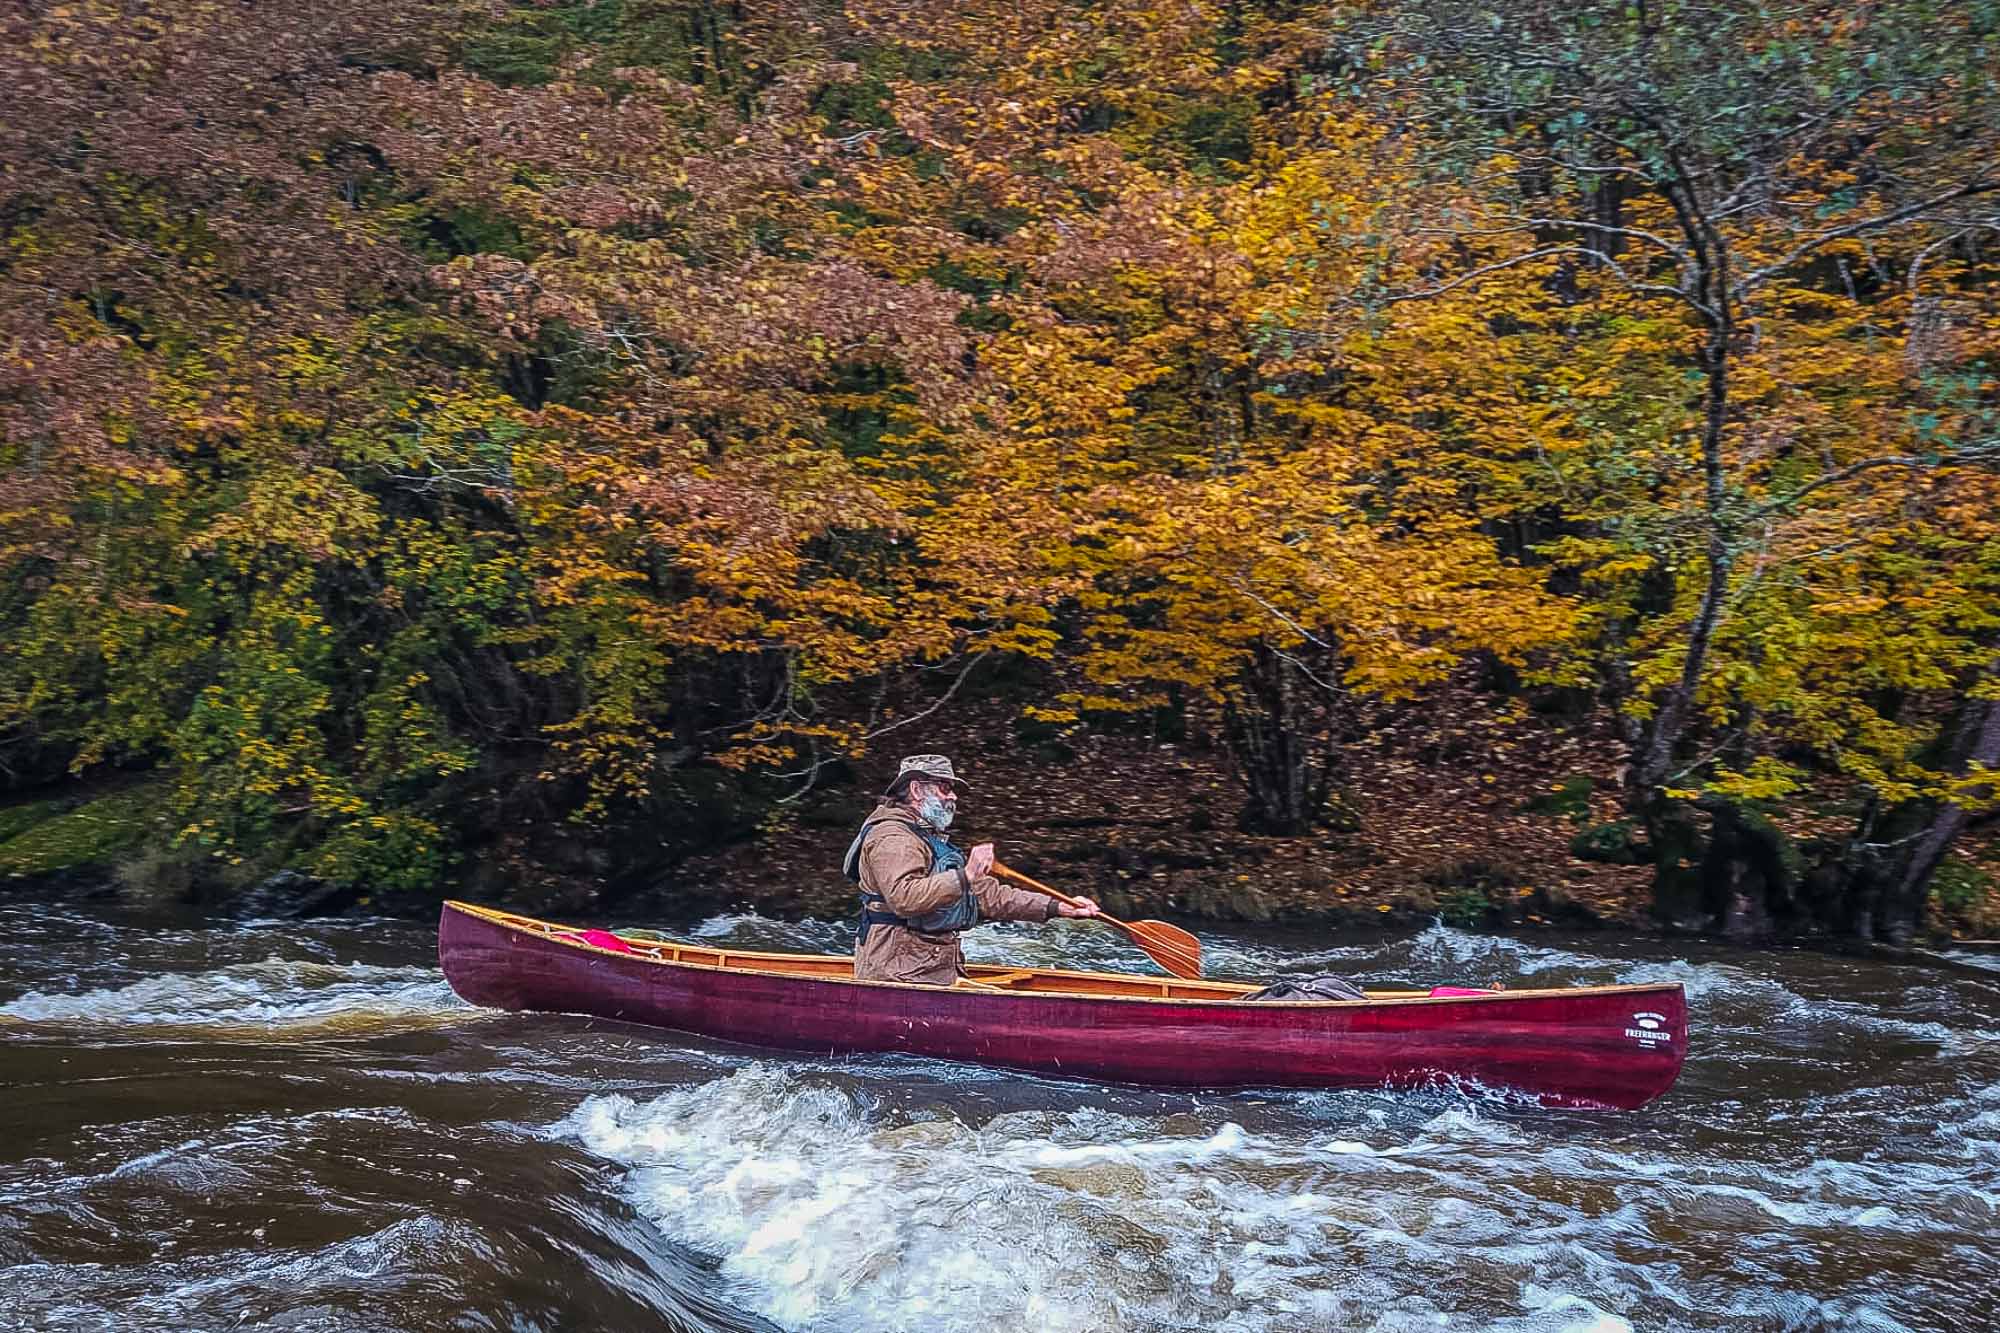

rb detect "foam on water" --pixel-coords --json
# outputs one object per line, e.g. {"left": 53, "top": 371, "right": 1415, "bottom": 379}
{"left": 1401, "top": 923, "right": 1609, "bottom": 977}
{"left": 681, "top": 910, "right": 1631, "bottom": 990}
{"left": 677, "top": 910, "right": 1363, "bottom": 983}
{"left": 559, "top": 1065, "right": 1468, "bottom": 1331}
{"left": 28, "top": 1214, "right": 469, "bottom": 1332}
{"left": 1773, "top": 995, "right": 2000, "bottom": 1054}
{"left": 551, "top": 1016, "right": 2000, "bottom": 1333}
{"left": 0, "top": 957, "right": 466, "bottom": 1036}
{"left": 685, "top": 912, "right": 861, "bottom": 957}
{"left": 1939, "top": 947, "right": 2000, "bottom": 974}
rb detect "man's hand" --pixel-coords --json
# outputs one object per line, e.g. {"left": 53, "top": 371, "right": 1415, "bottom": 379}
{"left": 966, "top": 842, "right": 995, "bottom": 879}
{"left": 1056, "top": 896, "right": 1101, "bottom": 918}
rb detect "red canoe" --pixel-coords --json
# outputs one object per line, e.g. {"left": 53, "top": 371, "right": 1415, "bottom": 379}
{"left": 437, "top": 901, "right": 1687, "bottom": 1109}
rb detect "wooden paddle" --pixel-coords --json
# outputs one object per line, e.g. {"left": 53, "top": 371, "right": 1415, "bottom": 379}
{"left": 991, "top": 859, "right": 1204, "bottom": 980}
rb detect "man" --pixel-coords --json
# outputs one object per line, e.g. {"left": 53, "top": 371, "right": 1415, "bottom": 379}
{"left": 843, "top": 754, "right": 1101, "bottom": 985}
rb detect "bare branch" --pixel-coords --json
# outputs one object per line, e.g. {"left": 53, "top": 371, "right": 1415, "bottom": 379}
{"left": 1230, "top": 577, "right": 1335, "bottom": 652}
{"left": 1751, "top": 444, "right": 2000, "bottom": 519}
{"left": 1736, "top": 180, "right": 2000, "bottom": 294}
{"left": 862, "top": 652, "right": 989, "bottom": 740}
{"left": 1413, "top": 216, "right": 1691, "bottom": 261}
{"left": 1907, "top": 219, "right": 2000, "bottom": 298}
{"left": 1374, "top": 243, "right": 1708, "bottom": 314}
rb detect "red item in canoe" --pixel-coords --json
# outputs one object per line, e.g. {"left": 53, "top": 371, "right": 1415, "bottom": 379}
{"left": 559, "top": 928, "right": 636, "bottom": 954}
{"left": 438, "top": 901, "right": 1686, "bottom": 1110}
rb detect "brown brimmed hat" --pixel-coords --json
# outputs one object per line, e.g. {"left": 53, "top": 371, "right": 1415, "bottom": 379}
{"left": 884, "top": 753, "right": 970, "bottom": 796}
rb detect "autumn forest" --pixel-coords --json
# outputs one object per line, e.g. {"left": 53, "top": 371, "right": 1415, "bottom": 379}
{"left": 3, "top": 0, "right": 1997, "bottom": 945}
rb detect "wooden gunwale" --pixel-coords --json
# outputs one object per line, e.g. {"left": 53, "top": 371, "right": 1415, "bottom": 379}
{"left": 443, "top": 900, "right": 1674, "bottom": 1009}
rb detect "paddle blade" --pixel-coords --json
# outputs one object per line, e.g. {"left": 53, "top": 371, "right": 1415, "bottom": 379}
{"left": 1127, "top": 919, "right": 1203, "bottom": 979}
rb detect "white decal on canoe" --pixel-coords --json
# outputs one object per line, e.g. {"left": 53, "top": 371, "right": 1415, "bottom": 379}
{"left": 1624, "top": 1010, "right": 1671, "bottom": 1045}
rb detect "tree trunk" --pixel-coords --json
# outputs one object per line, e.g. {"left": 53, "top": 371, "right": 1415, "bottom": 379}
{"left": 1632, "top": 228, "right": 1742, "bottom": 924}
{"left": 1633, "top": 306, "right": 1734, "bottom": 800}
{"left": 1693, "top": 797, "right": 1801, "bottom": 940}
{"left": 1813, "top": 662, "right": 2000, "bottom": 943}
{"left": 1639, "top": 794, "right": 1707, "bottom": 927}
{"left": 1222, "top": 640, "right": 1339, "bottom": 835}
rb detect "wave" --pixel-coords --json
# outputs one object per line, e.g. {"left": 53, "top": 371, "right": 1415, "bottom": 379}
{"left": 685, "top": 913, "right": 862, "bottom": 956}
{"left": 551, "top": 1067, "right": 1665, "bottom": 1333}
{"left": 551, "top": 1051, "right": 2000, "bottom": 1333}
{"left": 2, "top": 1214, "right": 471, "bottom": 1333}
{"left": 1400, "top": 922, "right": 1611, "bottom": 976}
{"left": 1938, "top": 948, "right": 2000, "bottom": 975}
{"left": 0, "top": 957, "right": 467, "bottom": 1037}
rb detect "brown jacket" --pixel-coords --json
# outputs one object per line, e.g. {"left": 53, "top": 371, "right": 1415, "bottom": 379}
{"left": 850, "top": 801, "right": 1056, "bottom": 985}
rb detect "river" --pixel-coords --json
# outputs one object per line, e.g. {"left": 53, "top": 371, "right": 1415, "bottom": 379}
{"left": 1, "top": 894, "right": 1995, "bottom": 1332}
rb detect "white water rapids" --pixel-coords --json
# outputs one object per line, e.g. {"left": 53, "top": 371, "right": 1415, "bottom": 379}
{"left": 1, "top": 901, "right": 1996, "bottom": 1331}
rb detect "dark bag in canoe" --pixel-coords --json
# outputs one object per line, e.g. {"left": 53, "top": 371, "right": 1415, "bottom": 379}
{"left": 1240, "top": 974, "right": 1368, "bottom": 1002}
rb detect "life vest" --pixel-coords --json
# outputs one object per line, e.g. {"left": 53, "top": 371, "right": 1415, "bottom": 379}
{"left": 842, "top": 818, "right": 980, "bottom": 943}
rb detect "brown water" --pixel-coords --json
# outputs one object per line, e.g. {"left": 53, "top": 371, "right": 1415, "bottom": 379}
{"left": 2, "top": 893, "right": 1996, "bottom": 1332}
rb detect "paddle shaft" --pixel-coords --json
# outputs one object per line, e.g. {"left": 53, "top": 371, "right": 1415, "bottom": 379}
{"left": 991, "top": 860, "right": 1203, "bottom": 979}
{"left": 992, "top": 860, "right": 1094, "bottom": 911}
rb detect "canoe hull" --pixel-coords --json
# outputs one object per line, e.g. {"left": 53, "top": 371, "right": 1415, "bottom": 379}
{"left": 438, "top": 903, "right": 1686, "bottom": 1109}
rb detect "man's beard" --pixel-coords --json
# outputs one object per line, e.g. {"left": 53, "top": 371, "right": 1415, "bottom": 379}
{"left": 915, "top": 793, "right": 955, "bottom": 830}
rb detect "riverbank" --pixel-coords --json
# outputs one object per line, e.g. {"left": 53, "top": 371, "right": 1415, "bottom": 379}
{"left": 7, "top": 688, "right": 1994, "bottom": 945}
{"left": 0, "top": 686, "right": 1645, "bottom": 930}
{"left": 663, "top": 691, "right": 1657, "bottom": 934}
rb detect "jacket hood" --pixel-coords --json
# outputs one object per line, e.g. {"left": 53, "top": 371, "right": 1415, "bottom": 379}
{"left": 861, "top": 799, "right": 921, "bottom": 832}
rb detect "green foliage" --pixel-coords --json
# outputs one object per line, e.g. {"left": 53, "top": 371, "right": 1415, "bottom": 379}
{"left": 407, "top": 206, "right": 532, "bottom": 262}
{"left": 1932, "top": 856, "right": 1994, "bottom": 914}
{"left": 0, "top": 787, "right": 160, "bottom": 877}
{"left": 1166, "top": 97, "right": 1257, "bottom": 175}
{"left": 1571, "top": 820, "right": 1641, "bottom": 865}
{"left": 1523, "top": 774, "right": 1596, "bottom": 823}
{"left": 1424, "top": 856, "right": 1512, "bottom": 928}
{"left": 459, "top": 0, "right": 768, "bottom": 92}
{"left": 1726, "top": 804, "right": 1807, "bottom": 886}
{"left": 0, "top": 800, "right": 64, "bottom": 847}
{"left": 1437, "top": 886, "right": 1494, "bottom": 930}
{"left": 308, "top": 812, "right": 455, "bottom": 894}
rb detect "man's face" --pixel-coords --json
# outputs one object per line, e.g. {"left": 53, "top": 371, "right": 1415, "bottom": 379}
{"left": 910, "top": 777, "right": 958, "bottom": 815}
